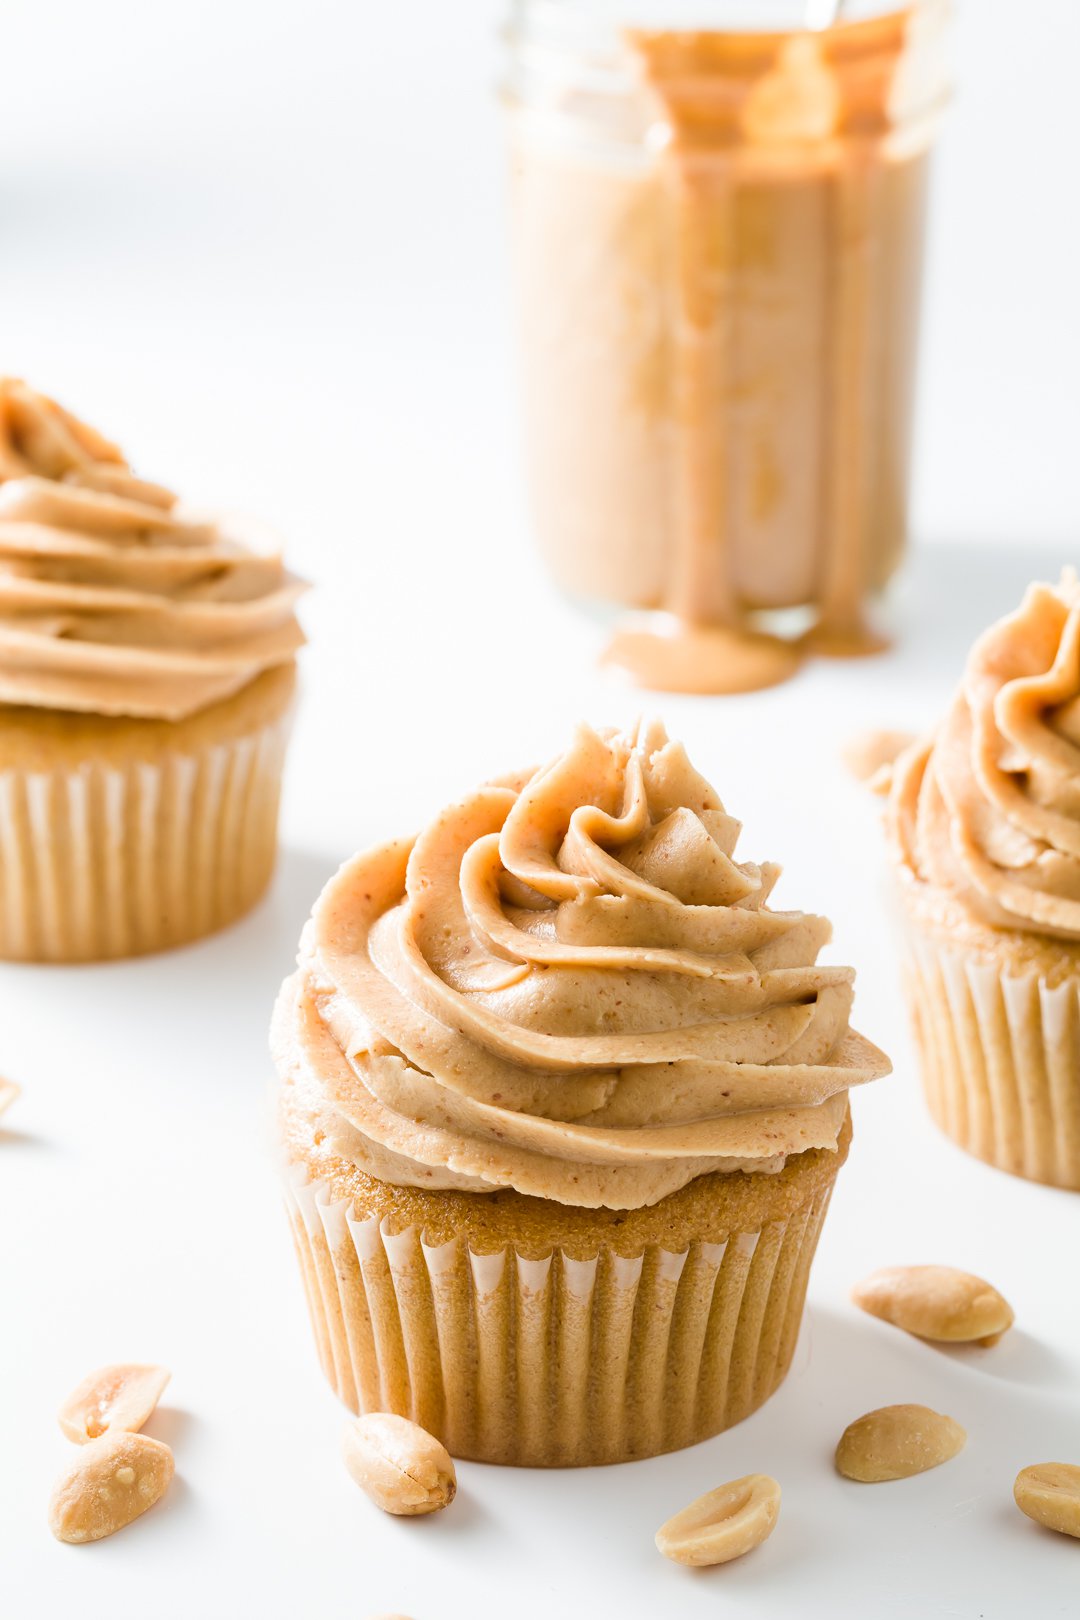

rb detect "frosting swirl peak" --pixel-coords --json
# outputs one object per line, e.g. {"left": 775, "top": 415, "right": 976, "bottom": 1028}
{"left": 0, "top": 379, "right": 305, "bottom": 720}
{"left": 889, "top": 575, "right": 1080, "bottom": 939}
{"left": 275, "top": 721, "right": 889, "bottom": 1209}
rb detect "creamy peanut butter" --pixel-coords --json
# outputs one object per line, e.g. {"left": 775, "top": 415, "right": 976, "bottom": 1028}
{"left": 508, "top": 5, "right": 948, "bottom": 693}
{"left": 889, "top": 575, "right": 1080, "bottom": 938}
{"left": 273, "top": 720, "right": 889, "bottom": 1209}
{"left": 0, "top": 379, "right": 305, "bottom": 720}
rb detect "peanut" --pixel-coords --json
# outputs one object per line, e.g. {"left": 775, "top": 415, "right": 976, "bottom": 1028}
{"left": 852, "top": 1265, "right": 1014, "bottom": 1346}
{"left": 342, "top": 1413, "right": 456, "bottom": 1517}
{"left": 1014, "top": 1463, "right": 1080, "bottom": 1538}
{"left": 58, "top": 1363, "right": 170, "bottom": 1444}
{"left": 836, "top": 1404, "right": 965, "bottom": 1482}
{"left": 0, "top": 1075, "right": 20, "bottom": 1117}
{"left": 655, "top": 1474, "right": 781, "bottom": 1567}
{"left": 48, "top": 1431, "right": 174, "bottom": 1543}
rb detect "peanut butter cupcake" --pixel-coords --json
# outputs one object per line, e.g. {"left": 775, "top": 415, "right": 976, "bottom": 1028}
{"left": 273, "top": 721, "right": 889, "bottom": 1466}
{"left": 887, "top": 574, "right": 1080, "bottom": 1189}
{"left": 0, "top": 379, "right": 305, "bottom": 961}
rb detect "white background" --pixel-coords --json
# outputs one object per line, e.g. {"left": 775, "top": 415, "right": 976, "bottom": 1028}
{"left": 2, "top": 2, "right": 1079, "bottom": 1616}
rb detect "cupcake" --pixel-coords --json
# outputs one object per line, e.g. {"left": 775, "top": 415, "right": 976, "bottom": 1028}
{"left": 273, "top": 720, "right": 889, "bottom": 1466}
{"left": 886, "top": 574, "right": 1080, "bottom": 1190}
{"left": 0, "top": 379, "right": 305, "bottom": 961}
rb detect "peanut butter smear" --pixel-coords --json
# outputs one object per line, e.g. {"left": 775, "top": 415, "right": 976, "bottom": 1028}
{"left": 603, "top": 617, "right": 803, "bottom": 695}
{"left": 0, "top": 379, "right": 306, "bottom": 720}
{"left": 889, "top": 576, "right": 1080, "bottom": 938}
{"left": 273, "top": 721, "right": 890, "bottom": 1209}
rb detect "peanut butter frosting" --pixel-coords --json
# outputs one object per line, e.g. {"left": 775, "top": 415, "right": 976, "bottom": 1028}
{"left": 889, "top": 575, "right": 1080, "bottom": 939}
{"left": 274, "top": 721, "right": 889, "bottom": 1209}
{"left": 0, "top": 378, "right": 305, "bottom": 720}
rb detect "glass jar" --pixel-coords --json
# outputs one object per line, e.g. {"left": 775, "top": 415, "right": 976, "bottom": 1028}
{"left": 503, "top": 1, "right": 951, "bottom": 689}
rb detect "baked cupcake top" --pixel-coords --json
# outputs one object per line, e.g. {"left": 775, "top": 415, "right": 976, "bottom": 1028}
{"left": 889, "top": 574, "right": 1080, "bottom": 940}
{"left": 0, "top": 378, "right": 305, "bottom": 720}
{"left": 274, "top": 721, "right": 889, "bottom": 1210}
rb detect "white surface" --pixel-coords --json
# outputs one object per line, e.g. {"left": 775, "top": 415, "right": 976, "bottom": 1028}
{"left": 2, "top": 2, "right": 1079, "bottom": 1616}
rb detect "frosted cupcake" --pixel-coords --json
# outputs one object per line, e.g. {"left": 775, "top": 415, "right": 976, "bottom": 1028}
{"left": 0, "top": 379, "right": 305, "bottom": 961}
{"left": 887, "top": 575, "right": 1080, "bottom": 1189}
{"left": 273, "top": 720, "right": 889, "bottom": 1466}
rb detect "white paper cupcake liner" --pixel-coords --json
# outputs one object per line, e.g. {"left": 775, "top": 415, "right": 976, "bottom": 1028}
{"left": 284, "top": 1168, "right": 837, "bottom": 1468}
{"left": 901, "top": 930, "right": 1080, "bottom": 1190}
{"left": 0, "top": 713, "right": 290, "bottom": 961}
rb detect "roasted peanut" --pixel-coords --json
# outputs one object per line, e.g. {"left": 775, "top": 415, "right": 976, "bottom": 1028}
{"left": 58, "top": 1363, "right": 170, "bottom": 1444}
{"left": 655, "top": 1474, "right": 781, "bottom": 1567}
{"left": 0, "top": 1075, "right": 20, "bottom": 1117}
{"left": 1014, "top": 1463, "right": 1080, "bottom": 1538}
{"left": 343, "top": 1413, "right": 456, "bottom": 1517}
{"left": 48, "top": 1431, "right": 174, "bottom": 1543}
{"left": 836, "top": 1404, "right": 965, "bottom": 1482}
{"left": 852, "top": 1265, "right": 1014, "bottom": 1346}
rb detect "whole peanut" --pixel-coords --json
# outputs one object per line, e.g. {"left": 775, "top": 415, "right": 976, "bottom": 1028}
{"left": 852, "top": 1266, "right": 1013, "bottom": 1346}
{"left": 656, "top": 1474, "right": 781, "bottom": 1566}
{"left": 836, "top": 1405, "right": 965, "bottom": 1482}
{"left": 343, "top": 1414, "right": 456, "bottom": 1517}
{"left": 48, "top": 1431, "right": 174, "bottom": 1543}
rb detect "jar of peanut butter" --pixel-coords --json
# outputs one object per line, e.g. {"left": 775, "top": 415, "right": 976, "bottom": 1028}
{"left": 504, "top": 2, "right": 950, "bottom": 692}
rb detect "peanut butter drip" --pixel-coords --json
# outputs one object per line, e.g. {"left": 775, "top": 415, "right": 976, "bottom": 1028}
{"left": 274, "top": 721, "right": 889, "bottom": 1208}
{"left": 603, "top": 617, "right": 801, "bottom": 695}
{"left": 889, "top": 576, "right": 1080, "bottom": 938}
{"left": 0, "top": 379, "right": 305, "bottom": 720}
{"left": 586, "top": 8, "right": 945, "bottom": 694}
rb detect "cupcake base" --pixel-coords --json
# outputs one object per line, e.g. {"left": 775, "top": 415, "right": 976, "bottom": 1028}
{"left": 283, "top": 1114, "right": 850, "bottom": 1467}
{"left": 0, "top": 662, "right": 295, "bottom": 962}
{"left": 899, "top": 905, "right": 1080, "bottom": 1191}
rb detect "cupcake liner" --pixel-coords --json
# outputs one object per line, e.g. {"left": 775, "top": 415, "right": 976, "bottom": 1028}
{"left": 284, "top": 1167, "right": 837, "bottom": 1467}
{"left": 901, "top": 929, "right": 1080, "bottom": 1191}
{"left": 0, "top": 712, "right": 290, "bottom": 962}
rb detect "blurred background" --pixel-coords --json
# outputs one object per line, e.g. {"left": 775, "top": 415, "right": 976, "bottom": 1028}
{"left": 2, "top": 0, "right": 1078, "bottom": 845}
{"left": 4, "top": 1, "right": 1076, "bottom": 535}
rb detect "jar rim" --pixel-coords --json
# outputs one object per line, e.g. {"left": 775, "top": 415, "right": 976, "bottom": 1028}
{"left": 503, "top": 0, "right": 952, "bottom": 139}
{"left": 508, "top": 0, "right": 943, "bottom": 46}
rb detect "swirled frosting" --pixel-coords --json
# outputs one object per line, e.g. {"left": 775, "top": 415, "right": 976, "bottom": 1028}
{"left": 274, "top": 721, "right": 889, "bottom": 1209}
{"left": 0, "top": 378, "right": 305, "bottom": 720}
{"left": 889, "top": 575, "right": 1080, "bottom": 939}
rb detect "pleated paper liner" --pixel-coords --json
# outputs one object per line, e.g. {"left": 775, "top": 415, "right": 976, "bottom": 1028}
{"left": 283, "top": 1146, "right": 844, "bottom": 1468}
{"left": 0, "top": 663, "right": 295, "bottom": 961}
{"left": 900, "top": 925, "right": 1080, "bottom": 1192}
